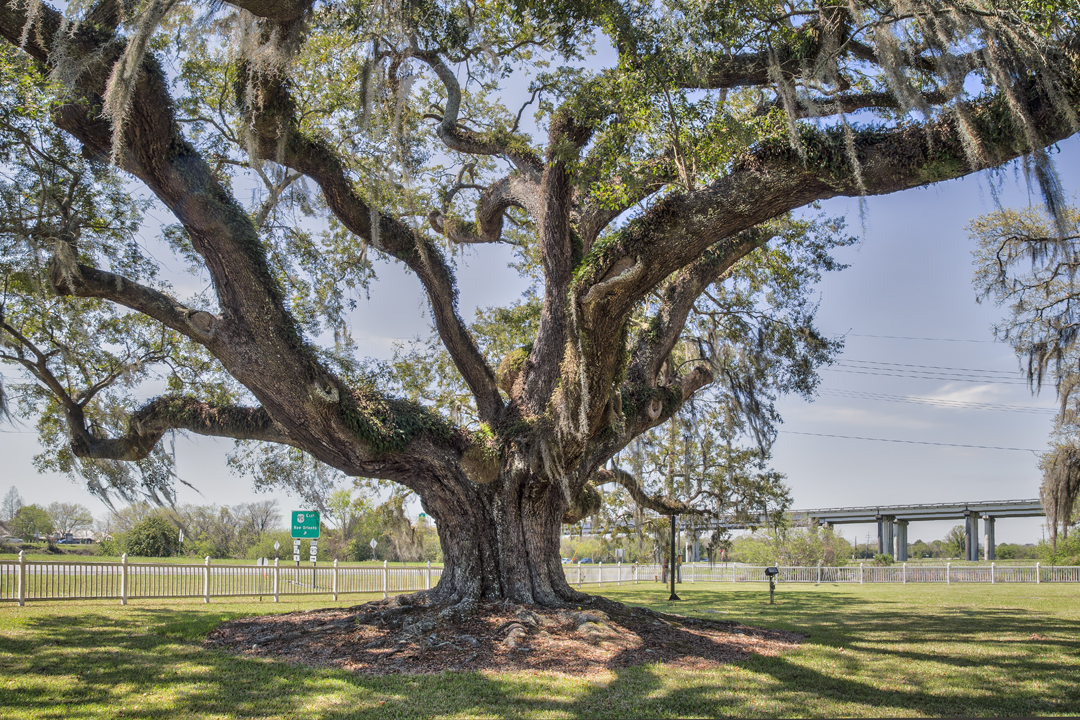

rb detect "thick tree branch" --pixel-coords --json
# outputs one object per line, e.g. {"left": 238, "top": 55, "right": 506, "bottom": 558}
{"left": 239, "top": 56, "right": 504, "bottom": 423}
{"left": 50, "top": 261, "right": 223, "bottom": 347}
{"left": 592, "top": 467, "right": 701, "bottom": 516}
{"left": 408, "top": 46, "right": 543, "bottom": 174}
{"left": 224, "top": 0, "right": 313, "bottom": 23}
{"left": 427, "top": 173, "right": 541, "bottom": 245}
{"left": 68, "top": 396, "right": 291, "bottom": 461}
{"left": 627, "top": 228, "right": 775, "bottom": 387}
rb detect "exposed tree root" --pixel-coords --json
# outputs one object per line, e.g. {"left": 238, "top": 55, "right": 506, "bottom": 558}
{"left": 204, "top": 594, "right": 801, "bottom": 676}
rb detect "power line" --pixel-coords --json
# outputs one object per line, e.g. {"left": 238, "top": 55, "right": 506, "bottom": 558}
{"left": 823, "top": 367, "right": 1030, "bottom": 385}
{"left": 818, "top": 388, "right": 1055, "bottom": 414}
{"left": 779, "top": 430, "right": 1040, "bottom": 453}
{"left": 839, "top": 359, "right": 1019, "bottom": 376}
{"left": 833, "top": 332, "right": 997, "bottom": 343}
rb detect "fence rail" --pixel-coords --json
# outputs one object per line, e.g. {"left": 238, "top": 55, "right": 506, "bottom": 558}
{"left": 2, "top": 553, "right": 1078, "bottom": 606}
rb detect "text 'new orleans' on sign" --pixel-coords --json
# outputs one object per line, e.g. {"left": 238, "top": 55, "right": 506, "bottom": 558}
{"left": 291, "top": 511, "right": 321, "bottom": 539}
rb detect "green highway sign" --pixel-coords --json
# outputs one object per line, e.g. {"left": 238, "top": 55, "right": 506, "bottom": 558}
{"left": 291, "top": 511, "right": 321, "bottom": 539}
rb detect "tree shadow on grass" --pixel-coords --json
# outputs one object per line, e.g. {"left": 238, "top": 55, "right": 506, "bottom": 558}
{"left": 1, "top": 592, "right": 1078, "bottom": 719}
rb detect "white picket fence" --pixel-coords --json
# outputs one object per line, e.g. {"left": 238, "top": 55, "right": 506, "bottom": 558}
{"left": 2, "top": 552, "right": 1078, "bottom": 606}
{"left": 564, "top": 561, "right": 1080, "bottom": 586}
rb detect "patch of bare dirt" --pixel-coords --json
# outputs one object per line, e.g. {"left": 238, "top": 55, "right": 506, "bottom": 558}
{"left": 204, "top": 595, "right": 802, "bottom": 676}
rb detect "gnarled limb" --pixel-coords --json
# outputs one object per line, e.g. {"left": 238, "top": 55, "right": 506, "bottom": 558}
{"left": 626, "top": 228, "right": 775, "bottom": 388}
{"left": 408, "top": 46, "right": 543, "bottom": 174}
{"left": 238, "top": 48, "right": 504, "bottom": 424}
{"left": 67, "top": 396, "right": 291, "bottom": 461}
{"left": 427, "top": 174, "right": 542, "bottom": 245}
{"left": 225, "top": 0, "right": 313, "bottom": 23}
{"left": 50, "top": 261, "right": 223, "bottom": 347}
{"left": 591, "top": 467, "right": 700, "bottom": 516}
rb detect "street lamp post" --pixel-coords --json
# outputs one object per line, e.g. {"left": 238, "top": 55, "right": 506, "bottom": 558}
{"left": 668, "top": 513, "right": 680, "bottom": 601}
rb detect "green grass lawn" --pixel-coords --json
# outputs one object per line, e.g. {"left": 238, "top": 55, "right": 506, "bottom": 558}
{"left": 1, "top": 582, "right": 1078, "bottom": 718}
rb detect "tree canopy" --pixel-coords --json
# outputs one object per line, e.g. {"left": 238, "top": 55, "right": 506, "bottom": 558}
{"left": 2, "top": 0, "right": 1080, "bottom": 606}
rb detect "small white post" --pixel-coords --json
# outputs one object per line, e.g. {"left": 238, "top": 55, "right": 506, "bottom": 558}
{"left": 120, "top": 553, "right": 129, "bottom": 606}
{"left": 947, "top": 562, "right": 951, "bottom": 586}
{"left": 902, "top": 562, "right": 907, "bottom": 585}
{"left": 17, "top": 551, "right": 26, "bottom": 607}
{"left": 617, "top": 560, "right": 621, "bottom": 585}
{"left": 733, "top": 563, "right": 737, "bottom": 583}
{"left": 990, "top": 561, "right": 995, "bottom": 585}
{"left": 203, "top": 556, "right": 211, "bottom": 603}
{"left": 598, "top": 561, "right": 603, "bottom": 588}
{"left": 691, "top": 562, "right": 695, "bottom": 583}
{"left": 577, "top": 561, "right": 582, "bottom": 588}
{"left": 817, "top": 561, "right": 821, "bottom": 586}
{"left": 859, "top": 563, "right": 864, "bottom": 585}
{"left": 1036, "top": 562, "right": 1041, "bottom": 585}
{"left": 382, "top": 560, "right": 389, "bottom": 599}
{"left": 332, "top": 559, "right": 339, "bottom": 601}
{"left": 426, "top": 561, "right": 432, "bottom": 590}
{"left": 633, "top": 563, "right": 638, "bottom": 584}
{"left": 273, "top": 557, "right": 280, "bottom": 603}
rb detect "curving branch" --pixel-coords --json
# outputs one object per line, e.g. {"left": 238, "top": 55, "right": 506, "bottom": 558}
{"left": 408, "top": 46, "right": 543, "bottom": 174}
{"left": 67, "top": 396, "right": 291, "bottom": 461}
{"left": 49, "top": 262, "right": 223, "bottom": 347}
{"left": 627, "top": 228, "right": 776, "bottom": 387}
{"left": 591, "top": 467, "right": 703, "bottom": 516}
{"left": 239, "top": 54, "right": 505, "bottom": 423}
{"left": 224, "top": 0, "right": 313, "bottom": 23}
{"left": 427, "top": 174, "right": 542, "bottom": 245}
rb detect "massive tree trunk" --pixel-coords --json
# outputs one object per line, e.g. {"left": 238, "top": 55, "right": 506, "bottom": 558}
{"left": 422, "top": 465, "right": 581, "bottom": 608}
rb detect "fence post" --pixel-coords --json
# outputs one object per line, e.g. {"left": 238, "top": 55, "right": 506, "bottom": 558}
{"left": 332, "top": 559, "right": 339, "bottom": 601}
{"left": 617, "top": 560, "right": 621, "bottom": 586}
{"left": 598, "top": 561, "right": 602, "bottom": 588}
{"left": 426, "top": 561, "right": 432, "bottom": 590}
{"left": 17, "top": 551, "right": 25, "bottom": 607}
{"left": 691, "top": 562, "right": 695, "bottom": 583}
{"left": 947, "top": 562, "right": 951, "bottom": 585}
{"left": 382, "top": 560, "right": 389, "bottom": 599}
{"left": 634, "top": 563, "right": 638, "bottom": 584}
{"left": 577, "top": 561, "right": 582, "bottom": 588}
{"left": 991, "top": 562, "right": 995, "bottom": 585}
{"left": 203, "top": 556, "right": 211, "bottom": 603}
{"left": 859, "top": 563, "right": 863, "bottom": 585}
{"left": 817, "top": 561, "right": 821, "bottom": 586}
{"left": 902, "top": 562, "right": 906, "bottom": 585}
{"left": 733, "top": 563, "right": 737, "bottom": 583}
{"left": 120, "top": 553, "right": 128, "bottom": 606}
{"left": 1036, "top": 562, "right": 1040, "bottom": 585}
{"left": 273, "top": 557, "right": 279, "bottom": 603}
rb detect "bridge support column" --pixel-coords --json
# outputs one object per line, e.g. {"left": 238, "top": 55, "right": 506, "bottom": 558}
{"left": 881, "top": 516, "right": 895, "bottom": 559}
{"left": 876, "top": 515, "right": 885, "bottom": 555}
{"left": 965, "top": 510, "right": 981, "bottom": 561}
{"left": 984, "top": 516, "right": 996, "bottom": 561}
{"left": 896, "top": 520, "right": 909, "bottom": 561}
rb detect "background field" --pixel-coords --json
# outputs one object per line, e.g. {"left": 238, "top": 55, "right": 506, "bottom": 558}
{"left": 1, "top": 582, "right": 1078, "bottom": 719}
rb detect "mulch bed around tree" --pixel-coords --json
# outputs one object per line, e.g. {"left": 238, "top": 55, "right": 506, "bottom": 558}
{"left": 204, "top": 594, "right": 802, "bottom": 677}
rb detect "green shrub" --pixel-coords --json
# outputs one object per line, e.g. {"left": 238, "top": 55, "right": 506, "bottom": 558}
{"left": 126, "top": 517, "right": 179, "bottom": 557}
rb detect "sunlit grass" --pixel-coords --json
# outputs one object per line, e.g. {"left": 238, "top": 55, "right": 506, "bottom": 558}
{"left": 1, "top": 582, "right": 1078, "bottom": 718}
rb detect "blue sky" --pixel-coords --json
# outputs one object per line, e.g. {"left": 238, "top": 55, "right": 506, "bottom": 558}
{"left": 3, "top": 112, "right": 1078, "bottom": 548}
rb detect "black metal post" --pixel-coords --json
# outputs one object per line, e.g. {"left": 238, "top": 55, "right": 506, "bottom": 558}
{"left": 668, "top": 513, "right": 680, "bottom": 601}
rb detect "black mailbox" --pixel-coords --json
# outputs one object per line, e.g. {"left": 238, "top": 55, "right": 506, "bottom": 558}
{"left": 765, "top": 566, "right": 779, "bottom": 604}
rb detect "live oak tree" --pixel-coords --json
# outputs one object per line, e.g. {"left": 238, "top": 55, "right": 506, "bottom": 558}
{"left": 2, "top": 0, "right": 1080, "bottom": 610}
